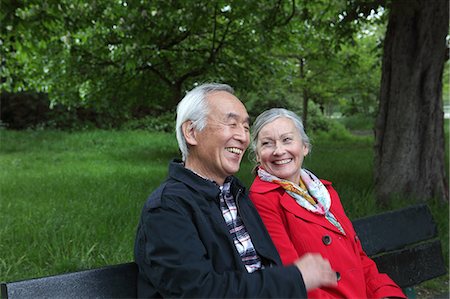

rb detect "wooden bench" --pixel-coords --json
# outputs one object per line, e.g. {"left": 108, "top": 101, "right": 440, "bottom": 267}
{"left": 1, "top": 204, "right": 447, "bottom": 298}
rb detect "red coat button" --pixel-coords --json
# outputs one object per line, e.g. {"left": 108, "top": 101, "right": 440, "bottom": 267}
{"left": 322, "top": 235, "right": 332, "bottom": 245}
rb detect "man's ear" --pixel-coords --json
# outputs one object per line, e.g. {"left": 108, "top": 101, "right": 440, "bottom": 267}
{"left": 182, "top": 121, "right": 198, "bottom": 146}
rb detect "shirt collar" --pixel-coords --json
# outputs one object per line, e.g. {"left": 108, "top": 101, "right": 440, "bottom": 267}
{"left": 169, "top": 159, "right": 242, "bottom": 201}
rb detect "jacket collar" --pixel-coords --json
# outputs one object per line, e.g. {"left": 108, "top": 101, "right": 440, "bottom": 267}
{"left": 168, "top": 159, "right": 246, "bottom": 202}
{"left": 250, "top": 175, "right": 343, "bottom": 235}
{"left": 250, "top": 174, "right": 333, "bottom": 192}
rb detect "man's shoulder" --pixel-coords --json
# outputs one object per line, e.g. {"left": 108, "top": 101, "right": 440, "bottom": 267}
{"left": 144, "top": 178, "right": 189, "bottom": 210}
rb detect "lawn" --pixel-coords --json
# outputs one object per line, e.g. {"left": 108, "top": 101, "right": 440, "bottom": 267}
{"left": 0, "top": 130, "right": 178, "bottom": 280}
{"left": 0, "top": 128, "right": 448, "bottom": 296}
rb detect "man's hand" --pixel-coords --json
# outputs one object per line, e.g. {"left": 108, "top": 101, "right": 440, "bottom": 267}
{"left": 294, "top": 253, "right": 338, "bottom": 291}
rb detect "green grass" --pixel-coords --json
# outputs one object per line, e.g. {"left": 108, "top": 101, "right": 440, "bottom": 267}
{"left": 0, "top": 128, "right": 448, "bottom": 297}
{"left": 0, "top": 130, "right": 178, "bottom": 280}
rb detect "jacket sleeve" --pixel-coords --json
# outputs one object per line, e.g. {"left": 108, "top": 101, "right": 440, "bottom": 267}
{"left": 135, "top": 196, "right": 307, "bottom": 298}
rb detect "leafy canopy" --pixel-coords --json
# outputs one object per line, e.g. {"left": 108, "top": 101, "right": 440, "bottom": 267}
{"left": 2, "top": 0, "right": 385, "bottom": 121}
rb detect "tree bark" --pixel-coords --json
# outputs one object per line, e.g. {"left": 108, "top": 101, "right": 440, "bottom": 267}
{"left": 374, "top": 0, "right": 449, "bottom": 203}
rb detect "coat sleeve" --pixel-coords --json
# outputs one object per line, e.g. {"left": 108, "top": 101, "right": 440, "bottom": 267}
{"left": 135, "top": 196, "right": 307, "bottom": 298}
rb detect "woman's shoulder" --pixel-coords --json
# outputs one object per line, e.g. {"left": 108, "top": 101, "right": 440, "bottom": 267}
{"left": 249, "top": 175, "right": 281, "bottom": 194}
{"left": 249, "top": 178, "right": 285, "bottom": 210}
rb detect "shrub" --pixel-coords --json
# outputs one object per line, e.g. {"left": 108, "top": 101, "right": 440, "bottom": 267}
{"left": 311, "top": 120, "right": 372, "bottom": 144}
{"left": 121, "top": 112, "right": 175, "bottom": 132}
{"left": 338, "top": 114, "right": 375, "bottom": 131}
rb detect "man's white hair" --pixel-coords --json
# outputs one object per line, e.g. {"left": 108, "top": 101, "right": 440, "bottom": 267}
{"left": 176, "top": 83, "right": 234, "bottom": 161}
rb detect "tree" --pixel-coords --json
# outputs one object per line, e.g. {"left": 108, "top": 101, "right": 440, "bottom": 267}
{"left": 1, "top": 0, "right": 297, "bottom": 117}
{"left": 374, "top": 0, "right": 449, "bottom": 203}
{"left": 3, "top": 0, "right": 387, "bottom": 128}
{"left": 245, "top": 0, "right": 379, "bottom": 130}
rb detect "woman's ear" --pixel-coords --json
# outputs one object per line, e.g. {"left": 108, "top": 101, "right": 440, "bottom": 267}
{"left": 303, "top": 144, "right": 309, "bottom": 157}
{"left": 182, "top": 121, "right": 198, "bottom": 146}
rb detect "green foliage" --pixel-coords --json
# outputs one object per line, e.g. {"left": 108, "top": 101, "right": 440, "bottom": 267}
{"left": 2, "top": 0, "right": 298, "bottom": 115}
{"left": 445, "top": 119, "right": 449, "bottom": 184}
{"left": 335, "top": 26, "right": 384, "bottom": 117}
{"left": 120, "top": 111, "right": 175, "bottom": 132}
{"left": 310, "top": 120, "right": 373, "bottom": 146}
{"left": 244, "top": 87, "right": 293, "bottom": 120}
{"left": 238, "top": 0, "right": 385, "bottom": 130}
{"left": 443, "top": 62, "right": 450, "bottom": 105}
{"left": 338, "top": 114, "right": 375, "bottom": 131}
{"left": 2, "top": 0, "right": 387, "bottom": 128}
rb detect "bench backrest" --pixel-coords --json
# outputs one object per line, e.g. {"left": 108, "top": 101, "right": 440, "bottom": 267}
{"left": 1, "top": 204, "right": 446, "bottom": 298}
{"left": 353, "top": 204, "right": 446, "bottom": 288}
{"left": 1, "top": 262, "right": 137, "bottom": 299}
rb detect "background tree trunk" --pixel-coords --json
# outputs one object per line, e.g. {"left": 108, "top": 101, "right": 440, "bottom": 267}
{"left": 374, "top": 0, "right": 449, "bottom": 204}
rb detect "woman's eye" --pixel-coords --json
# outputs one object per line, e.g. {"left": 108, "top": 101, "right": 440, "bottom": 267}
{"left": 283, "top": 137, "right": 292, "bottom": 143}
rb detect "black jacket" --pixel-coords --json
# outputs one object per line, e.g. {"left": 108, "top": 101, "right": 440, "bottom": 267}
{"left": 134, "top": 160, "right": 306, "bottom": 298}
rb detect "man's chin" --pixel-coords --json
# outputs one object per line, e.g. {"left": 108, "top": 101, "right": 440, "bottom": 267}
{"left": 225, "top": 166, "right": 240, "bottom": 176}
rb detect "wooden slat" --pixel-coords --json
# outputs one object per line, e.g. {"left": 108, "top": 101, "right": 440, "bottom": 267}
{"left": 1, "top": 282, "right": 7, "bottom": 299}
{"left": 352, "top": 204, "right": 437, "bottom": 256}
{"left": 372, "top": 240, "right": 447, "bottom": 288}
{"left": 1, "top": 262, "right": 137, "bottom": 299}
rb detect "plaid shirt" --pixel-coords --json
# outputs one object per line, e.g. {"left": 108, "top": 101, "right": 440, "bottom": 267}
{"left": 219, "top": 180, "right": 263, "bottom": 273}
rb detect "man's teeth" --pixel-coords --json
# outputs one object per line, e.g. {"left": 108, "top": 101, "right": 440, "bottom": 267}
{"left": 274, "top": 159, "right": 291, "bottom": 165}
{"left": 226, "top": 147, "right": 243, "bottom": 154}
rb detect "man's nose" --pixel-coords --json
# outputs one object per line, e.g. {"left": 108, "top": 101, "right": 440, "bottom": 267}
{"left": 234, "top": 125, "right": 249, "bottom": 142}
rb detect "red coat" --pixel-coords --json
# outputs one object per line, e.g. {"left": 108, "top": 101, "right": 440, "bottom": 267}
{"left": 250, "top": 175, "right": 406, "bottom": 299}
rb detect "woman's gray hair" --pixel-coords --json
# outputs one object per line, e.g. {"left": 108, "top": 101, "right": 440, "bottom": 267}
{"left": 250, "top": 108, "right": 311, "bottom": 162}
{"left": 176, "top": 83, "right": 235, "bottom": 161}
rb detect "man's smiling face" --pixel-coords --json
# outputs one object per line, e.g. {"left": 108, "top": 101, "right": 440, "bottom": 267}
{"left": 188, "top": 91, "right": 250, "bottom": 185}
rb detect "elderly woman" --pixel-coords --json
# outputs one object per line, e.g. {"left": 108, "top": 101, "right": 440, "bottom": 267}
{"left": 249, "top": 108, "right": 406, "bottom": 299}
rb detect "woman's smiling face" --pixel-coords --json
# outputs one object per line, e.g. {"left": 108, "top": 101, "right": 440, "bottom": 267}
{"left": 256, "top": 117, "right": 309, "bottom": 183}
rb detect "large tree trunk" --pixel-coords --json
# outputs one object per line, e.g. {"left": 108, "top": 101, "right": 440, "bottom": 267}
{"left": 374, "top": 0, "right": 449, "bottom": 204}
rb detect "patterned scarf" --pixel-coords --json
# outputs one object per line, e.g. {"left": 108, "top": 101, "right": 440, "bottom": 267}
{"left": 257, "top": 167, "right": 345, "bottom": 235}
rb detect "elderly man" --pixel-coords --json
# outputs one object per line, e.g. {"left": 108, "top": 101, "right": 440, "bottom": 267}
{"left": 134, "top": 83, "right": 337, "bottom": 298}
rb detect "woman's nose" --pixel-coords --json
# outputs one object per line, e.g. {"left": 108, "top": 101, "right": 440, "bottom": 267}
{"left": 273, "top": 143, "right": 285, "bottom": 155}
